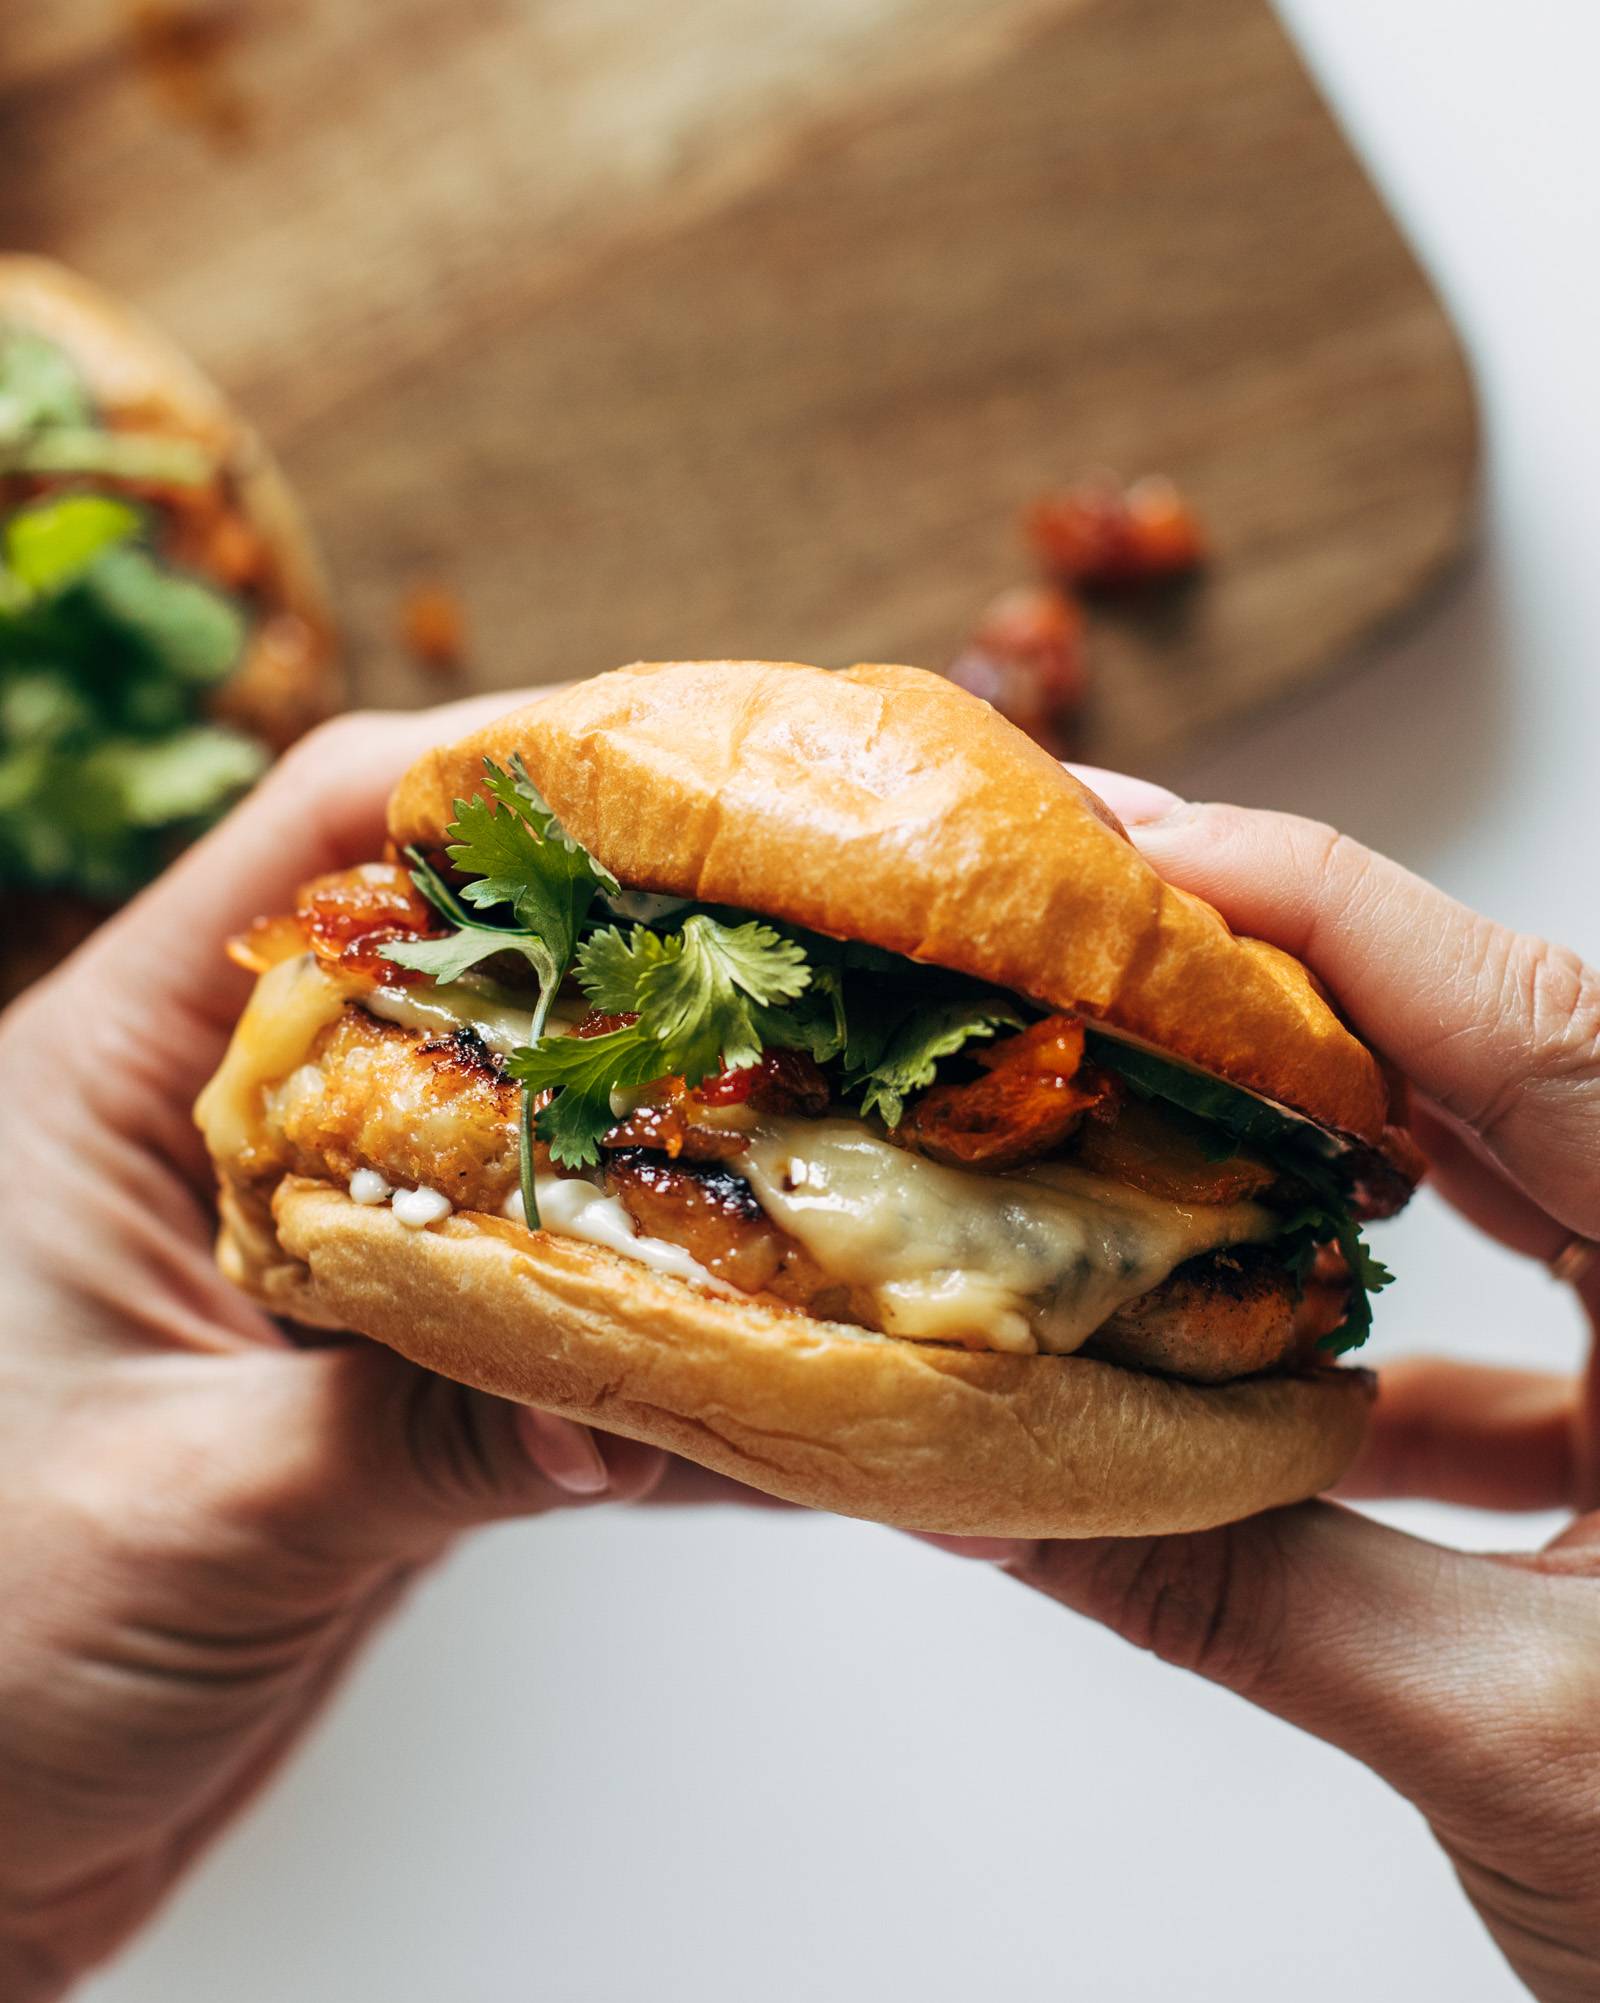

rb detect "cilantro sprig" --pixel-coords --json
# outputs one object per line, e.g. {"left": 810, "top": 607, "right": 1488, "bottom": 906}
{"left": 510, "top": 914, "right": 818, "bottom": 1167}
{"left": 384, "top": 758, "right": 619, "bottom": 1223}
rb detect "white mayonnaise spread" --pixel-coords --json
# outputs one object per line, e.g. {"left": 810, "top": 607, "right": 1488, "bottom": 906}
{"left": 502, "top": 1178, "right": 735, "bottom": 1296}
{"left": 391, "top": 1186, "right": 453, "bottom": 1228}
{"left": 348, "top": 1168, "right": 391, "bottom": 1205}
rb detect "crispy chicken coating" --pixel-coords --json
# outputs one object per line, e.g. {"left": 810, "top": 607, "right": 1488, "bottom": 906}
{"left": 249, "top": 1008, "right": 521, "bottom": 1209}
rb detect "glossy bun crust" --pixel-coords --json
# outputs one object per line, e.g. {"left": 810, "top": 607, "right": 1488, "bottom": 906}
{"left": 218, "top": 1175, "right": 1373, "bottom": 1539}
{"left": 390, "top": 660, "right": 1388, "bottom": 1142}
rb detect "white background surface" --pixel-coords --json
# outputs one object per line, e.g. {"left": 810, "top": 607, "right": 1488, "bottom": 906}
{"left": 86, "top": 4, "right": 1600, "bottom": 1999}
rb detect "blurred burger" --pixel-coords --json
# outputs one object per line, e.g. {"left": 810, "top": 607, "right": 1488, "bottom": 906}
{"left": 0, "top": 256, "right": 338, "bottom": 998}
{"left": 198, "top": 660, "right": 1418, "bottom": 1538}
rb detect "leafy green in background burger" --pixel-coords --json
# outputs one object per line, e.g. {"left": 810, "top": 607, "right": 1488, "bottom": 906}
{"left": 0, "top": 262, "right": 340, "bottom": 949}
{"left": 0, "top": 489, "right": 263, "bottom": 900}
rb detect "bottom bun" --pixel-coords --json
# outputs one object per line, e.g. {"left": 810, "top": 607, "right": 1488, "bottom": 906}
{"left": 234, "top": 1176, "right": 1373, "bottom": 1539}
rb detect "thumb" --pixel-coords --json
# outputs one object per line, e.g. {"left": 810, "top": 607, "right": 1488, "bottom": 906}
{"left": 964, "top": 1506, "right": 1591, "bottom": 1814}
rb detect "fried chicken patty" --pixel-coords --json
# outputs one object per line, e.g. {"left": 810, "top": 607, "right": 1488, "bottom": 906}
{"left": 250, "top": 1010, "right": 522, "bottom": 1208}
{"left": 240, "top": 1001, "right": 1305, "bottom": 1380}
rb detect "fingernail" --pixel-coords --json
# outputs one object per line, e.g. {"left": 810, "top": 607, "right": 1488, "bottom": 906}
{"left": 1064, "top": 765, "right": 1186, "bottom": 827}
{"left": 516, "top": 1407, "right": 610, "bottom": 1495}
{"left": 909, "top": 1531, "right": 1031, "bottom": 1564}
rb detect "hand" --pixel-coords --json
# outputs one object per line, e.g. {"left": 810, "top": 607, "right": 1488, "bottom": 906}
{"left": 0, "top": 699, "right": 738, "bottom": 2000}
{"left": 929, "top": 776, "right": 1600, "bottom": 2003}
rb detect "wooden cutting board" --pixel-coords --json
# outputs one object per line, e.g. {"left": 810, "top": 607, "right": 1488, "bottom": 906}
{"left": 2, "top": 0, "right": 1475, "bottom": 774}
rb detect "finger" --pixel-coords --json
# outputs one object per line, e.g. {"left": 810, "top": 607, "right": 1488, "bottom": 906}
{"left": 1337, "top": 1357, "right": 1578, "bottom": 1510}
{"left": 988, "top": 1505, "right": 1570, "bottom": 1813}
{"left": 1113, "top": 795, "right": 1600, "bottom": 1240}
{"left": 1064, "top": 765, "right": 1182, "bottom": 828}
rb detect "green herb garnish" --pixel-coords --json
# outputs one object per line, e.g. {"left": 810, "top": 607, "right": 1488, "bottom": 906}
{"left": 511, "top": 914, "right": 816, "bottom": 1167}
{"left": 384, "top": 759, "right": 620, "bottom": 1223}
{"left": 849, "top": 995, "right": 1024, "bottom": 1127}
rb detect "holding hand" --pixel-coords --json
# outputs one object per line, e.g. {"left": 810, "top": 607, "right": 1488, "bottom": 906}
{"left": 945, "top": 778, "right": 1600, "bottom": 2003}
{"left": 0, "top": 699, "right": 733, "bottom": 2001}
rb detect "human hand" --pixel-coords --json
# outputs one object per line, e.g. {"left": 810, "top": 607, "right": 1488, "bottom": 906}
{"left": 0, "top": 698, "right": 739, "bottom": 2000}
{"left": 930, "top": 777, "right": 1600, "bottom": 2003}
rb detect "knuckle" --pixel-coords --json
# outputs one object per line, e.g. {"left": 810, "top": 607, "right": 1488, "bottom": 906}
{"left": 1474, "top": 931, "right": 1600, "bottom": 1134}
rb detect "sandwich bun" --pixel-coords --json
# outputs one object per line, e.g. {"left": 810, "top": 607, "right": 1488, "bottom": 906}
{"left": 207, "top": 660, "right": 1390, "bottom": 1537}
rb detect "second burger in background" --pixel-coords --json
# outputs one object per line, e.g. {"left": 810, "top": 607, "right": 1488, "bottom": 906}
{"left": 0, "top": 256, "right": 338, "bottom": 997}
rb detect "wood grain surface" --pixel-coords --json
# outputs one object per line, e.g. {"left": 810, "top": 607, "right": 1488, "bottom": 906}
{"left": 2, "top": 0, "right": 1476, "bottom": 773}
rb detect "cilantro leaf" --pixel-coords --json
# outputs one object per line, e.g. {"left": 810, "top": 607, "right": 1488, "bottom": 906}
{"left": 384, "top": 762, "right": 621, "bottom": 1218}
{"left": 507, "top": 915, "right": 817, "bottom": 1168}
{"left": 79, "top": 546, "right": 246, "bottom": 686}
{"left": 508, "top": 1024, "right": 670, "bottom": 1169}
{"left": 498, "top": 755, "right": 620, "bottom": 889}
{"left": 83, "top": 727, "right": 266, "bottom": 826}
{"left": 382, "top": 928, "right": 533, "bottom": 986}
{"left": 1324, "top": 1219, "right": 1394, "bottom": 1354}
{"left": 577, "top": 914, "right": 810, "bottom": 1074}
{"left": 445, "top": 762, "right": 615, "bottom": 966}
{"left": 850, "top": 995, "right": 1025, "bottom": 1127}
{"left": 0, "top": 428, "right": 213, "bottom": 487}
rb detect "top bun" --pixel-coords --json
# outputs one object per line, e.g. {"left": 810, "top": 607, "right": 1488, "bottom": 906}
{"left": 389, "top": 660, "right": 1388, "bottom": 1142}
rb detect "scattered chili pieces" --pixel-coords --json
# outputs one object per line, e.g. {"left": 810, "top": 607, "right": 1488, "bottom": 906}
{"left": 399, "top": 583, "right": 469, "bottom": 675}
{"left": 944, "top": 584, "right": 1087, "bottom": 759}
{"left": 1025, "top": 474, "right": 1206, "bottom": 590}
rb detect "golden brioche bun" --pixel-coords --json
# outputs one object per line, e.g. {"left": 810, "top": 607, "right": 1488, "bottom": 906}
{"left": 215, "top": 1174, "right": 1372, "bottom": 1539}
{"left": 390, "top": 660, "right": 1387, "bottom": 1142}
{"left": 0, "top": 255, "right": 338, "bottom": 751}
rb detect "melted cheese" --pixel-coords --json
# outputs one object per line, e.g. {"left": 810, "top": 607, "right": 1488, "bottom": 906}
{"left": 196, "top": 954, "right": 355, "bottom": 1163}
{"left": 364, "top": 980, "right": 579, "bottom": 1054}
{"left": 740, "top": 1118, "right": 1272, "bottom": 1355}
